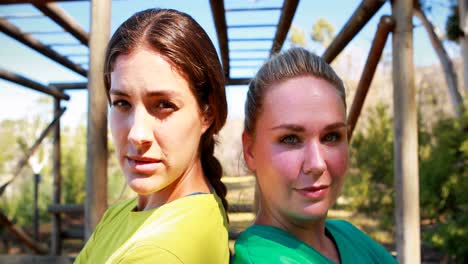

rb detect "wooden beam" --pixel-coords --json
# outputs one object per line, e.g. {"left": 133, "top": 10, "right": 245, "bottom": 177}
{"left": 0, "top": 210, "right": 48, "bottom": 254}
{"left": 33, "top": 2, "right": 89, "bottom": 46}
{"left": 322, "top": 0, "right": 387, "bottom": 63}
{"left": 392, "top": 0, "right": 420, "bottom": 262}
{"left": 0, "top": 68, "right": 70, "bottom": 100}
{"left": 347, "top": 16, "right": 395, "bottom": 140}
{"left": 270, "top": 0, "right": 299, "bottom": 54}
{"left": 85, "top": 0, "right": 110, "bottom": 240}
{"left": 227, "top": 78, "right": 250, "bottom": 85}
{"left": 414, "top": 5, "right": 463, "bottom": 117}
{"left": 50, "top": 98, "right": 62, "bottom": 255}
{"left": 0, "top": 18, "right": 87, "bottom": 77}
{"left": 209, "top": 0, "right": 229, "bottom": 78}
{"left": 48, "top": 204, "right": 84, "bottom": 215}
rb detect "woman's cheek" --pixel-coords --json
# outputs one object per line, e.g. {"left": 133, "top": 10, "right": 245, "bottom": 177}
{"left": 329, "top": 146, "right": 349, "bottom": 176}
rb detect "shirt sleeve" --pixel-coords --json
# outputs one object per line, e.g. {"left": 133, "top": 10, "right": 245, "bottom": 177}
{"left": 116, "top": 244, "right": 184, "bottom": 264}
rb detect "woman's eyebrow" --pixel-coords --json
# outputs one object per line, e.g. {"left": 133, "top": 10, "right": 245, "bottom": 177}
{"left": 145, "top": 90, "right": 181, "bottom": 98}
{"left": 324, "top": 122, "right": 347, "bottom": 130}
{"left": 109, "top": 89, "right": 128, "bottom": 96}
{"left": 270, "top": 124, "right": 305, "bottom": 132}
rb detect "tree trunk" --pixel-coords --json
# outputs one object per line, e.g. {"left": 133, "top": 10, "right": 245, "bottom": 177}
{"left": 459, "top": 0, "right": 468, "bottom": 94}
{"left": 414, "top": 6, "right": 464, "bottom": 117}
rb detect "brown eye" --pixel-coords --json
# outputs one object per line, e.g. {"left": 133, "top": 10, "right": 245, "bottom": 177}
{"left": 153, "top": 100, "right": 178, "bottom": 113}
{"left": 280, "top": 135, "right": 301, "bottom": 145}
{"left": 111, "top": 100, "right": 131, "bottom": 110}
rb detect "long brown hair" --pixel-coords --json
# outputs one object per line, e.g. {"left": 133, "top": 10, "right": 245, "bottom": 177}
{"left": 104, "top": 8, "right": 228, "bottom": 212}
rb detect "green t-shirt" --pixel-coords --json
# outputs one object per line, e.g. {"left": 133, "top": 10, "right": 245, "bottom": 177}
{"left": 232, "top": 220, "right": 398, "bottom": 264}
{"left": 75, "top": 193, "right": 229, "bottom": 264}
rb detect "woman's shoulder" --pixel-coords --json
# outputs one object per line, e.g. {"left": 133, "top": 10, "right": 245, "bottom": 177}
{"left": 232, "top": 225, "right": 333, "bottom": 264}
{"left": 325, "top": 219, "right": 398, "bottom": 263}
{"left": 100, "top": 197, "right": 138, "bottom": 223}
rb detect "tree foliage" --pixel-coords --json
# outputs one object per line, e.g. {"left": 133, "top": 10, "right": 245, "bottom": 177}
{"left": 343, "top": 100, "right": 468, "bottom": 260}
{"left": 446, "top": 5, "right": 462, "bottom": 42}
{"left": 310, "top": 18, "right": 335, "bottom": 47}
{"left": 419, "top": 110, "right": 468, "bottom": 261}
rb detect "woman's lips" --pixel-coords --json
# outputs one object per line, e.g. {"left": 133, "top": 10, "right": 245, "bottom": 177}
{"left": 126, "top": 155, "right": 161, "bottom": 174}
{"left": 295, "top": 185, "right": 329, "bottom": 199}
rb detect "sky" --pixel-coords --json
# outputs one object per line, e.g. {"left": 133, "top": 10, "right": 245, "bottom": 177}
{"left": 0, "top": 0, "right": 456, "bottom": 128}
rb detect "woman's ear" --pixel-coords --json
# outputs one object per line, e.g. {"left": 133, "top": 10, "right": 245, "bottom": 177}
{"left": 242, "top": 131, "right": 256, "bottom": 172}
{"left": 201, "top": 105, "right": 213, "bottom": 134}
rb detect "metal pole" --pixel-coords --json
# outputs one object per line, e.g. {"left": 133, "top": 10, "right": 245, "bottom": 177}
{"left": 392, "top": 0, "right": 420, "bottom": 263}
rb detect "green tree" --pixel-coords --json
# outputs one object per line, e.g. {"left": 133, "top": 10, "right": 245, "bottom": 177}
{"left": 344, "top": 103, "right": 395, "bottom": 227}
{"left": 310, "top": 18, "right": 335, "bottom": 47}
{"left": 419, "top": 110, "right": 468, "bottom": 261}
{"left": 289, "top": 25, "right": 307, "bottom": 47}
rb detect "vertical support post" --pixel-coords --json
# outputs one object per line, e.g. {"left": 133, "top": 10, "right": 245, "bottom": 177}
{"left": 33, "top": 173, "right": 40, "bottom": 241}
{"left": 51, "top": 98, "right": 62, "bottom": 255}
{"left": 85, "top": 0, "right": 110, "bottom": 240}
{"left": 392, "top": 0, "right": 421, "bottom": 263}
{"left": 459, "top": 0, "right": 468, "bottom": 92}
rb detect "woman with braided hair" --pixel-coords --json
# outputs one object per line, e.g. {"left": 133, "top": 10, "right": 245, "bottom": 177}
{"left": 75, "top": 8, "right": 229, "bottom": 263}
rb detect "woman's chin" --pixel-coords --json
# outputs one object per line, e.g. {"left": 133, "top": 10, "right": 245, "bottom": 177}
{"left": 127, "top": 178, "right": 164, "bottom": 195}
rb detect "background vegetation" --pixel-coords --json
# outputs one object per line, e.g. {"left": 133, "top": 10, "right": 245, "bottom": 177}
{"left": 1, "top": 1, "right": 466, "bottom": 261}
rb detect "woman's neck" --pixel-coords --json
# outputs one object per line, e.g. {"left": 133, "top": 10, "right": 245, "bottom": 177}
{"left": 137, "top": 159, "right": 210, "bottom": 211}
{"left": 255, "top": 206, "right": 340, "bottom": 263}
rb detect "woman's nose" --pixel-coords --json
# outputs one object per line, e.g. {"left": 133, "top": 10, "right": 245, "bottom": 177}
{"left": 128, "top": 107, "right": 153, "bottom": 150}
{"left": 302, "top": 140, "right": 327, "bottom": 177}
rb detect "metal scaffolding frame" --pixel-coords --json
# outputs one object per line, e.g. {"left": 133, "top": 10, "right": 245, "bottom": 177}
{"left": 0, "top": 1, "right": 422, "bottom": 263}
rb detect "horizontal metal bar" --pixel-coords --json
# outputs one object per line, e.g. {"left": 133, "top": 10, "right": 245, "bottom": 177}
{"left": 1, "top": 13, "right": 45, "bottom": 19}
{"left": 0, "top": 18, "right": 87, "bottom": 76}
{"left": 226, "top": 7, "right": 282, "bottom": 12}
{"left": 47, "top": 42, "right": 82, "bottom": 47}
{"left": 230, "top": 65, "right": 261, "bottom": 68}
{"left": 230, "top": 48, "right": 271, "bottom": 52}
{"left": 230, "top": 38, "right": 272, "bottom": 42}
{"left": 34, "top": 2, "right": 89, "bottom": 46}
{"left": 228, "top": 24, "right": 276, "bottom": 29}
{"left": 230, "top": 57, "right": 266, "bottom": 61}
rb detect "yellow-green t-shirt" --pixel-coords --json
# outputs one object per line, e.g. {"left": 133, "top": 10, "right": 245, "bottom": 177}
{"left": 75, "top": 193, "right": 229, "bottom": 263}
